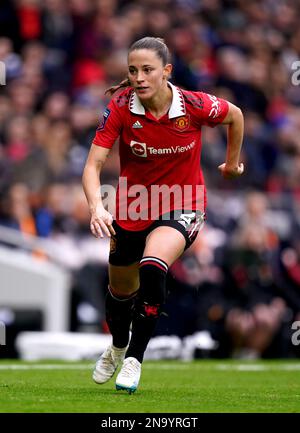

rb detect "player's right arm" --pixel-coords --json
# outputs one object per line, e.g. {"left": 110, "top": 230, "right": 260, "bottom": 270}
{"left": 82, "top": 99, "right": 122, "bottom": 238}
{"left": 82, "top": 144, "right": 115, "bottom": 238}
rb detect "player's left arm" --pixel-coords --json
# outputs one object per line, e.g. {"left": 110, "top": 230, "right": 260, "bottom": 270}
{"left": 218, "top": 101, "right": 244, "bottom": 179}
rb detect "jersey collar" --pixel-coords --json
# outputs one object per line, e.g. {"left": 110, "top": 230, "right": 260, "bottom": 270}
{"left": 129, "top": 81, "right": 186, "bottom": 119}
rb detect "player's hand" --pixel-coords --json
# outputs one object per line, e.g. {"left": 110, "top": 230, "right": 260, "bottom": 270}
{"left": 218, "top": 162, "right": 244, "bottom": 179}
{"left": 90, "top": 204, "right": 116, "bottom": 238}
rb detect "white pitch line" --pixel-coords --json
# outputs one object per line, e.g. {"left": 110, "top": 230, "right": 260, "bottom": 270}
{"left": 216, "top": 364, "right": 300, "bottom": 371}
{"left": 0, "top": 364, "right": 189, "bottom": 371}
{"left": 0, "top": 363, "right": 300, "bottom": 371}
{"left": 0, "top": 364, "right": 93, "bottom": 370}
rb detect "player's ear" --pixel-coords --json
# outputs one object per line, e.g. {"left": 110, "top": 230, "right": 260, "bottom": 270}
{"left": 163, "top": 63, "right": 172, "bottom": 80}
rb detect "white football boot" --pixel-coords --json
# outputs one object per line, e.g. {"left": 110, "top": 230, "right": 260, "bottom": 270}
{"left": 92, "top": 344, "right": 127, "bottom": 384}
{"left": 115, "top": 357, "right": 141, "bottom": 394}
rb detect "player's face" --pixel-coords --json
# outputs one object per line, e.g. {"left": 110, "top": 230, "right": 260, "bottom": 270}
{"left": 128, "top": 49, "right": 172, "bottom": 100}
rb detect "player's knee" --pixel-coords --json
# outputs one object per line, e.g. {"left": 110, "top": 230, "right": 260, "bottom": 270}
{"left": 109, "top": 270, "right": 139, "bottom": 296}
{"left": 135, "top": 256, "right": 169, "bottom": 318}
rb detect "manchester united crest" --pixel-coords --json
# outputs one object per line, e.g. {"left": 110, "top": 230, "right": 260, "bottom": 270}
{"left": 174, "top": 115, "right": 190, "bottom": 131}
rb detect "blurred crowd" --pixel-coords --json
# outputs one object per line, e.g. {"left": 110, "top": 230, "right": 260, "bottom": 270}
{"left": 0, "top": 0, "right": 300, "bottom": 358}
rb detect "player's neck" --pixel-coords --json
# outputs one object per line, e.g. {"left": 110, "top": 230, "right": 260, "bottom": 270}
{"left": 142, "top": 84, "right": 172, "bottom": 119}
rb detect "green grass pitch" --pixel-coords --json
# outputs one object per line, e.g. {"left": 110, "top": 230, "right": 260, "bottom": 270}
{"left": 0, "top": 359, "right": 299, "bottom": 413}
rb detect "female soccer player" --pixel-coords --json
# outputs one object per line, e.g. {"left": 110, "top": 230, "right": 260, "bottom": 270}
{"left": 82, "top": 37, "right": 244, "bottom": 393}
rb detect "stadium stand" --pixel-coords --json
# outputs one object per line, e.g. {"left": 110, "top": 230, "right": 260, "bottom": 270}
{"left": 0, "top": 0, "right": 300, "bottom": 359}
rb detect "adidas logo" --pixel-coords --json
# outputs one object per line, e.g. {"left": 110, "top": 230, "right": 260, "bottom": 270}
{"left": 132, "top": 120, "right": 143, "bottom": 129}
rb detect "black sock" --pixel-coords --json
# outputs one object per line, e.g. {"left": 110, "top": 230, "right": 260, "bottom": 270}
{"left": 125, "top": 306, "right": 160, "bottom": 363}
{"left": 105, "top": 289, "right": 137, "bottom": 349}
{"left": 125, "top": 258, "right": 168, "bottom": 363}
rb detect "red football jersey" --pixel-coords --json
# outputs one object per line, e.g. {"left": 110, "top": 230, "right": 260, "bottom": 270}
{"left": 92, "top": 82, "right": 229, "bottom": 231}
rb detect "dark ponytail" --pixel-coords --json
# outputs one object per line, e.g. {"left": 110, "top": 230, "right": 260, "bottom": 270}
{"left": 104, "top": 77, "right": 131, "bottom": 96}
{"left": 105, "top": 37, "right": 170, "bottom": 96}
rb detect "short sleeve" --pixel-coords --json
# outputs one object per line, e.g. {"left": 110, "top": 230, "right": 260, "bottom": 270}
{"left": 92, "top": 99, "right": 122, "bottom": 149}
{"left": 197, "top": 92, "right": 229, "bottom": 127}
